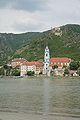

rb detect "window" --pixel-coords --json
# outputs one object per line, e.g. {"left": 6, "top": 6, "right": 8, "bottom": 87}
{"left": 46, "top": 54, "right": 48, "bottom": 57}
{"left": 46, "top": 64, "right": 48, "bottom": 67}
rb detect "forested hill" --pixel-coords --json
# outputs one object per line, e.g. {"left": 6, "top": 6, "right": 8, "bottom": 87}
{"left": 0, "top": 24, "right": 80, "bottom": 65}
{"left": 13, "top": 24, "right": 80, "bottom": 61}
{"left": 0, "top": 32, "right": 40, "bottom": 65}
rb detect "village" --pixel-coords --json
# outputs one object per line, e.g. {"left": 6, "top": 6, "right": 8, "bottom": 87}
{"left": 1, "top": 46, "right": 78, "bottom": 77}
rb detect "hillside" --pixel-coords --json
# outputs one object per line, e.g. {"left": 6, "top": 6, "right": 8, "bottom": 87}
{"left": 0, "top": 32, "right": 40, "bottom": 65}
{"left": 13, "top": 24, "right": 80, "bottom": 61}
{"left": 0, "top": 24, "right": 80, "bottom": 65}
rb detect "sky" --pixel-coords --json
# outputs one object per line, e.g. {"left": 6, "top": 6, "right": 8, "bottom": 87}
{"left": 0, "top": 0, "right": 80, "bottom": 33}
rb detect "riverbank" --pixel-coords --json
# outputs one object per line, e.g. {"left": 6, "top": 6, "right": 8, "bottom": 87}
{"left": 0, "top": 76, "right": 80, "bottom": 80}
{"left": 0, "top": 75, "right": 80, "bottom": 79}
{"left": 0, "top": 111, "right": 80, "bottom": 120}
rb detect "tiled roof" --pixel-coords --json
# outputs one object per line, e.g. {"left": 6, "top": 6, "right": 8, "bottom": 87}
{"left": 50, "top": 57, "right": 71, "bottom": 63}
{"left": 49, "top": 64, "right": 62, "bottom": 67}
{"left": 22, "top": 61, "right": 43, "bottom": 66}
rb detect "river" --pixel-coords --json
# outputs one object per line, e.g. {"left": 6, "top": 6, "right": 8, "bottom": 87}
{"left": 0, "top": 77, "right": 80, "bottom": 120}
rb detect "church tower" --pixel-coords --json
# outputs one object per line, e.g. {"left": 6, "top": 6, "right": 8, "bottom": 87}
{"left": 43, "top": 46, "right": 50, "bottom": 75}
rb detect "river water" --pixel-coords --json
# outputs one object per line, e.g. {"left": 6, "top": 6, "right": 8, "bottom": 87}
{"left": 0, "top": 77, "right": 80, "bottom": 120}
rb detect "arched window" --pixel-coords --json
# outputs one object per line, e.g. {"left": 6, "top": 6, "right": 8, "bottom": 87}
{"left": 46, "top": 54, "right": 48, "bottom": 57}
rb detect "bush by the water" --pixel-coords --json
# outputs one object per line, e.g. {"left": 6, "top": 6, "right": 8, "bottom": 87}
{"left": 11, "top": 69, "right": 20, "bottom": 76}
{"left": 27, "top": 71, "right": 35, "bottom": 76}
{"left": 64, "top": 68, "right": 69, "bottom": 76}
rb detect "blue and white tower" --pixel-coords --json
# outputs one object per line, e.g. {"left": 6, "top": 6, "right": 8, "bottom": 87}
{"left": 43, "top": 46, "right": 50, "bottom": 76}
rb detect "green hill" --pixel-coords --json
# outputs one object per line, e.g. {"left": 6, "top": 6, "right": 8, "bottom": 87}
{"left": 0, "top": 32, "right": 40, "bottom": 65}
{"left": 0, "top": 24, "right": 80, "bottom": 65}
{"left": 13, "top": 24, "right": 80, "bottom": 61}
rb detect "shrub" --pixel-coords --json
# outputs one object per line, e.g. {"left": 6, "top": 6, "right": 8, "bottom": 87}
{"left": 69, "top": 61, "right": 79, "bottom": 70}
{"left": 52, "top": 65, "right": 58, "bottom": 69}
{"left": 27, "top": 71, "right": 35, "bottom": 76}
{"left": 77, "top": 67, "right": 80, "bottom": 76}
{"left": 11, "top": 69, "right": 20, "bottom": 76}
{"left": 64, "top": 69, "right": 69, "bottom": 76}
{"left": 0, "top": 67, "right": 4, "bottom": 75}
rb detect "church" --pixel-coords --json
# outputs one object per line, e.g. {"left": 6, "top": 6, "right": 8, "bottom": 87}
{"left": 43, "top": 46, "right": 71, "bottom": 76}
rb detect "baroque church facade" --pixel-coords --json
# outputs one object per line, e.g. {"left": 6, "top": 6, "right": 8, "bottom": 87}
{"left": 43, "top": 46, "right": 71, "bottom": 76}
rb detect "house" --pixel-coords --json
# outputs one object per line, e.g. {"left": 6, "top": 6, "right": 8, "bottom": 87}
{"left": 52, "top": 27, "right": 62, "bottom": 36}
{"left": 9, "top": 58, "right": 27, "bottom": 68}
{"left": 50, "top": 57, "right": 71, "bottom": 68}
{"left": 54, "top": 68, "right": 64, "bottom": 76}
{"left": 49, "top": 57, "right": 72, "bottom": 76}
{"left": 20, "top": 61, "right": 43, "bottom": 76}
{"left": 69, "top": 70, "right": 79, "bottom": 76}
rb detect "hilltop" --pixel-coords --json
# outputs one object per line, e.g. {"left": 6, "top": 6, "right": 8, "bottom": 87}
{"left": 0, "top": 24, "right": 80, "bottom": 65}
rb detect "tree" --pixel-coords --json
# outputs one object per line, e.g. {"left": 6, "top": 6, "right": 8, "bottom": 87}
{"left": 3, "top": 65, "right": 12, "bottom": 76}
{"left": 0, "top": 67, "right": 4, "bottom": 75}
{"left": 27, "top": 71, "right": 35, "bottom": 76}
{"left": 77, "top": 67, "right": 80, "bottom": 76}
{"left": 11, "top": 69, "right": 20, "bottom": 76}
{"left": 3, "top": 64, "right": 8, "bottom": 76}
{"left": 64, "top": 68, "right": 69, "bottom": 76}
{"left": 52, "top": 65, "right": 58, "bottom": 69}
{"left": 6, "top": 66, "right": 12, "bottom": 76}
{"left": 3, "top": 64, "right": 8, "bottom": 69}
{"left": 69, "top": 61, "right": 79, "bottom": 70}
{"left": 62, "top": 65, "right": 67, "bottom": 69}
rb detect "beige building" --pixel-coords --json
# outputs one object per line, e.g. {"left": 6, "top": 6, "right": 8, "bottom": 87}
{"left": 9, "top": 58, "right": 27, "bottom": 68}
{"left": 50, "top": 57, "right": 71, "bottom": 68}
{"left": 20, "top": 61, "right": 43, "bottom": 76}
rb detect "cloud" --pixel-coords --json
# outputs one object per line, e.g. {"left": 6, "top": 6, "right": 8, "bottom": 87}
{"left": 0, "top": 0, "right": 48, "bottom": 12}
{"left": 0, "top": 0, "right": 80, "bottom": 33}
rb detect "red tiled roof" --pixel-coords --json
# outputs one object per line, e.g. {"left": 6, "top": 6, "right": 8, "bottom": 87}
{"left": 50, "top": 57, "right": 71, "bottom": 63}
{"left": 49, "top": 64, "right": 62, "bottom": 67}
{"left": 22, "top": 61, "right": 43, "bottom": 66}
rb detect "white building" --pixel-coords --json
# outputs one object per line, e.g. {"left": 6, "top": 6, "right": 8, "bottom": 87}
{"left": 20, "top": 64, "right": 27, "bottom": 76}
{"left": 43, "top": 46, "right": 50, "bottom": 76}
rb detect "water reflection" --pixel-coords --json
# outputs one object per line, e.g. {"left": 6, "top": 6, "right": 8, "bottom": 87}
{"left": 43, "top": 78, "right": 50, "bottom": 119}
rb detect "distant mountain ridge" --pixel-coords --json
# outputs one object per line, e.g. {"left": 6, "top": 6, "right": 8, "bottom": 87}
{"left": 0, "top": 24, "right": 80, "bottom": 65}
